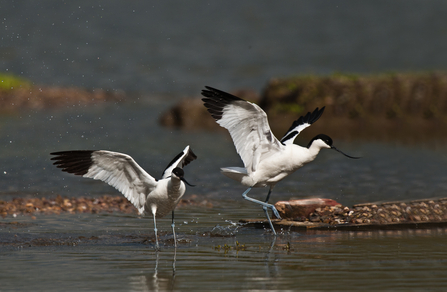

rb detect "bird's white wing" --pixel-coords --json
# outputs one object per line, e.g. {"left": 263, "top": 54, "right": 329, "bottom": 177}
{"left": 280, "top": 107, "right": 325, "bottom": 145}
{"left": 51, "top": 150, "right": 157, "bottom": 214}
{"left": 161, "top": 145, "right": 197, "bottom": 179}
{"left": 202, "top": 86, "right": 283, "bottom": 173}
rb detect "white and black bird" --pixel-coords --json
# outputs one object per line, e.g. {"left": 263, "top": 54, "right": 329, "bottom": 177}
{"left": 51, "top": 146, "right": 197, "bottom": 249}
{"left": 201, "top": 86, "right": 359, "bottom": 234}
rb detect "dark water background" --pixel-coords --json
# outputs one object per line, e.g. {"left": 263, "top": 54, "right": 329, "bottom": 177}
{"left": 2, "top": 1, "right": 447, "bottom": 94}
{"left": 2, "top": 1, "right": 447, "bottom": 291}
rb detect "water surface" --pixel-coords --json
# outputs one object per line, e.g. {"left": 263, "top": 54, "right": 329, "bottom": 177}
{"left": 1, "top": 101, "right": 447, "bottom": 291}
{"left": 2, "top": 1, "right": 447, "bottom": 94}
{"left": 2, "top": 1, "right": 447, "bottom": 290}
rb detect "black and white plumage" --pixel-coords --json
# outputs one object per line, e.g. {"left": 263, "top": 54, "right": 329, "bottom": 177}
{"left": 51, "top": 145, "right": 197, "bottom": 248}
{"left": 201, "top": 86, "right": 359, "bottom": 234}
{"left": 280, "top": 107, "right": 325, "bottom": 145}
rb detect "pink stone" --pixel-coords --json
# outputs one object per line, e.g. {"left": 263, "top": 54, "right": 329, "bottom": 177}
{"left": 274, "top": 198, "right": 342, "bottom": 219}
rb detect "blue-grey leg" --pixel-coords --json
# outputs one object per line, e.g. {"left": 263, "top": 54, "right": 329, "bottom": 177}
{"left": 264, "top": 186, "right": 273, "bottom": 203}
{"left": 242, "top": 187, "right": 281, "bottom": 234}
{"left": 263, "top": 207, "right": 276, "bottom": 235}
{"left": 171, "top": 210, "right": 177, "bottom": 248}
{"left": 262, "top": 187, "right": 278, "bottom": 235}
{"left": 152, "top": 212, "right": 160, "bottom": 250}
{"left": 263, "top": 187, "right": 281, "bottom": 217}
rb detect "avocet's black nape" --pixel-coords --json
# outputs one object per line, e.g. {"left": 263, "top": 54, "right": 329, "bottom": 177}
{"left": 308, "top": 134, "right": 361, "bottom": 159}
{"left": 307, "top": 134, "right": 333, "bottom": 148}
{"left": 172, "top": 167, "right": 195, "bottom": 187}
{"left": 172, "top": 167, "right": 184, "bottom": 177}
{"left": 162, "top": 148, "right": 197, "bottom": 178}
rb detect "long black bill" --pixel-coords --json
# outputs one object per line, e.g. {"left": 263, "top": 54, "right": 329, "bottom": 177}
{"left": 181, "top": 177, "right": 196, "bottom": 187}
{"left": 331, "top": 146, "right": 361, "bottom": 159}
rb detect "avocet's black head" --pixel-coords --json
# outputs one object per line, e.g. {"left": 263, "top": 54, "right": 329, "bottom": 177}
{"left": 308, "top": 134, "right": 360, "bottom": 159}
{"left": 307, "top": 134, "right": 333, "bottom": 148}
{"left": 172, "top": 167, "right": 184, "bottom": 178}
{"left": 172, "top": 167, "right": 195, "bottom": 187}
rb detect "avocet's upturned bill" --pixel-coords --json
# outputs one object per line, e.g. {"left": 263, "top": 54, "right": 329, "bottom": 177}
{"left": 201, "top": 86, "right": 359, "bottom": 234}
{"left": 51, "top": 146, "right": 197, "bottom": 249}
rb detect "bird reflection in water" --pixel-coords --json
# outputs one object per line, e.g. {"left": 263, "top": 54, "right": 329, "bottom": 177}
{"left": 264, "top": 236, "right": 279, "bottom": 280}
{"left": 128, "top": 249, "right": 177, "bottom": 292}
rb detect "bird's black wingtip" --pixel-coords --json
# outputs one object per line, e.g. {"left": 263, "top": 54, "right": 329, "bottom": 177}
{"left": 200, "top": 86, "right": 244, "bottom": 102}
{"left": 311, "top": 106, "right": 325, "bottom": 123}
{"left": 50, "top": 150, "right": 95, "bottom": 176}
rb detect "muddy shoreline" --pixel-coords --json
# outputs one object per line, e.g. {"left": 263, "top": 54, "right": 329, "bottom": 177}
{"left": 242, "top": 197, "right": 447, "bottom": 232}
{"left": 0, "top": 85, "right": 124, "bottom": 112}
{"left": 160, "top": 72, "right": 447, "bottom": 142}
{"left": 0, "top": 194, "right": 212, "bottom": 218}
{"left": 2, "top": 72, "right": 447, "bottom": 142}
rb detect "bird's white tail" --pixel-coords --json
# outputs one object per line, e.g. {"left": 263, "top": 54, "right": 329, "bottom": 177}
{"left": 221, "top": 167, "right": 248, "bottom": 182}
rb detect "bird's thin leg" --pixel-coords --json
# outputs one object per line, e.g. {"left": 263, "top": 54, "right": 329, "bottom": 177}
{"left": 152, "top": 212, "right": 160, "bottom": 250}
{"left": 242, "top": 187, "right": 280, "bottom": 235}
{"left": 262, "top": 187, "right": 276, "bottom": 234}
{"left": 262, "top": 187, "right": 281, "bottom": 218}
{"left": 264, "top": 187, "right": 273, "bottom": 203}
{"left": 262, "top": 207, "right": 276, "bottom": 235}
{"left": 242, "top": 187, "right": 281, "bottom": 218}
{"left": 171, "top": 210, "right": 177, "bottom": 248}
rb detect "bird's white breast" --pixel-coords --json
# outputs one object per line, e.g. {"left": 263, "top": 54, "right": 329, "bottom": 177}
{"left": 251, "top": 144, "right": 318, "bottom": 186}
{"left": 144, "top": 178, "right": 185, "bottom": 218}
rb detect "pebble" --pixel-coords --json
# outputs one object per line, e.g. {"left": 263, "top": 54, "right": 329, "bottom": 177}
{"left": 303, "top": 198, "right": 447, "bottom": 225}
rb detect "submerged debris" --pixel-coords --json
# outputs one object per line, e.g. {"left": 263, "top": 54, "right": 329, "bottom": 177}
{"left": 214, "top": 241, "right": 247, "bottom": 253}
{"left": 0, "top": 233, "right": 155, "bottom": 249}
{"left": 0, "top": 195, "right": 211, "bottom": 218}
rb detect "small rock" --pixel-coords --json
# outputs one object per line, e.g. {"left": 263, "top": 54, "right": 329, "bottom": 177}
{"left": 274, "top": 198, "right": 342, "bottom": 220}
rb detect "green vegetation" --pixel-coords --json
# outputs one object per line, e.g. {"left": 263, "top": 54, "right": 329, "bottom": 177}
{"left": 261, "top": 71, "right": 447, "bottom": 120}
{"left": 214, "top": 241, "right": 246, "bottom": 253}
{"left": 273, "top": 103, "right": 304, "bottom": 114}
{"left": 0, "top": 73, "right": 31, "bottom": 90}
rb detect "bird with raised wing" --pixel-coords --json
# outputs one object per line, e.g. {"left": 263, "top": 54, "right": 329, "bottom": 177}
{"left": 201, "top": 86, "right": 359, "bottom": 234}
{"left": 51, "top": 145, "right": 197, "bottom": 249}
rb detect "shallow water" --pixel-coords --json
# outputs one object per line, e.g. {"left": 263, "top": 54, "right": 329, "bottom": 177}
{"left": 2, "top": 214, "right": 447, "bottom": 291}
{"left": 1, "top": 101, "right": 447, "bottom": 291}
